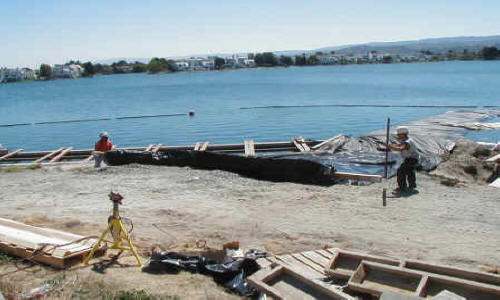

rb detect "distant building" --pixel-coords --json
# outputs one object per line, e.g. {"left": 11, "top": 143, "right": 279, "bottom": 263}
{"left": 53, "top": 64, "right": 84, "bottom": 78}
{"left": 0, "top": 67, "right": 37, "bottom": 83}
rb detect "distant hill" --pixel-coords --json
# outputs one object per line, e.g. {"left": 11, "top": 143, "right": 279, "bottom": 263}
{"left": 94, "top": 35, "right": 500, "bottom": 64}
{"left": 316, "top": 35, "right": 500, "bottom": 55}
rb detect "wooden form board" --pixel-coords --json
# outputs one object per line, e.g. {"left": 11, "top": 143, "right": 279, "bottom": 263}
{"left": 332, "top": 172, "right": 383, "bottom": 183}
{"left": 247, "top": 265, "right": 353, "bottom": 300}
{"left": 50, "top": 147, "right": 73, "bottom": 163}
{"left": 144, "top": 144, "right": 154, "bottom": 152}
{"left": 250, "top": 248, "right": 500, "bottom": 299}
{"left": 348, "top": 261, "right": 500, "bottom": 299}
{"left": 0, "top": 149, "right": 23, "bottom": 161}
{"left": 325, "top": 248, "right": 401, "bottom": 279}
{"left": 244, "top": 140, "right": 255, "bottom": 156}
{"left": 0, "top": 217, "right": 103, "bottom": 268}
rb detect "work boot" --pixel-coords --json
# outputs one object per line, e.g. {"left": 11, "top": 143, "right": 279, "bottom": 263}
{"left": 392, "top": 187, "right": 406, "bottom": 195}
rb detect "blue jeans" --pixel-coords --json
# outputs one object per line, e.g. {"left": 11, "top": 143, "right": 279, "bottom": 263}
{"left": 94, "top": 155, "right": 104, "bottom": 168}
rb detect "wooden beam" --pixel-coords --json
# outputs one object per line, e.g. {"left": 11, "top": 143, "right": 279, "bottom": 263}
{"left": 194, "top": 142, "right": 201, "bottom": 151}
{"left": 293, "top": 137, "right": 310, "bottom": 152}
{"left": 333, "top": 172, "right": 383, "bottom": 183}
{"left": 50, "top": 147, "right": 73, "bottom": 163}
{"left": 0, "top": 149, "right": 23, "bottom": 161}
{"left": 34, "top": 147, "right": 64, "bottom": 163}
{"left": 145, "top": 144, "right": 154, "bottom": 152}
{"left": 311, "top": 134, "right": 343, "bottom": 150}
{"left": 244, "top": 140, "right": 255, "bottom": 157}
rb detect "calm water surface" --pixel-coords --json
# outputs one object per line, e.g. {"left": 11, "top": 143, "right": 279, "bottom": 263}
{"left": 1, "top": 61, "right": 499, "bottom": 151}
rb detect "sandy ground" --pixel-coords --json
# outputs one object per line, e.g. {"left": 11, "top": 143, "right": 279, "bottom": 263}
{"left": 0, "top": 163, "right": 499, "bottom": 298}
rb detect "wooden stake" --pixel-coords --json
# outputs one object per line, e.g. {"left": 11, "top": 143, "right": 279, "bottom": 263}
{"left": 384, "top": 118, "right": 390, "bottom": 179}
{"left": 0, "top": 149, "right": 23, "bottom": 161}
{"left": 382, "top": 188, "right": 387, "bottom": 207}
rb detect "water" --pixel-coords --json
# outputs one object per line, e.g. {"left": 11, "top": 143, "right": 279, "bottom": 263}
{"left": 1, "top": 61, "right": 499, "bottom": 151}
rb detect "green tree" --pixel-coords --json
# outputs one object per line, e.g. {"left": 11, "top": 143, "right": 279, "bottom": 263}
{"left": 147, "top": 58, "right": 173, "bottom": 73}
{"left": 382, "top": 55, "right": 393, "bottom": 63}
{"left": 82, "top": 62, "right": 95, "bottom": 77}
{"left": 132, "top": 62, "right": 148, "bottom": 73}
{"left": 214, "top": 57, "right": 225, "bottom": 69}
{"left": 306, "top": 55, "right": 319, "bottom": 65}
{"left": 279, "top": 55, "right": 293, "bottom": 66}
{"left": 39, "top": 64, "right": 52, "bottom": 78}
{"left": 294, "top": 54, "right": 306, "bottom": 66}
{"left": 482, "top": 47, "right": 499, "bottom": 60}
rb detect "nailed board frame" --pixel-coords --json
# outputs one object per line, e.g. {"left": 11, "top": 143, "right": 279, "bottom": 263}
{"left": 247, "top": 265, "right": 353, "bottom": 300}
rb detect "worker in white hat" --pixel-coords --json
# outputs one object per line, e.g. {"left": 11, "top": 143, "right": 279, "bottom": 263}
{"left": 387, "top": 126, "right": 420, "bottom": 195}
{"left": 94, "top": 131, "right": 114, "bottom": 168}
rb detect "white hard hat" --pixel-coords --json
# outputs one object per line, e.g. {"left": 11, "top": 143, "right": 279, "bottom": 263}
{"left": 396, "top": 126, "right": 409, "bottom": 135}
{"left": 99, "top": 131, "right": 109, "bottom": 138}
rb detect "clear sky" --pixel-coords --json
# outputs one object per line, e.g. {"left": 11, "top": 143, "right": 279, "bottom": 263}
{"left": 1, "top": 0, "right": 499, "bottom": 68}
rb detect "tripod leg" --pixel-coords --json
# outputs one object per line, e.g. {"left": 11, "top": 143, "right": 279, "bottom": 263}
{"left": 118, "top": 220, "right": 142, "bottom": 266}
{"left": 83, "top": 221, "right": 113, "bottom": 265}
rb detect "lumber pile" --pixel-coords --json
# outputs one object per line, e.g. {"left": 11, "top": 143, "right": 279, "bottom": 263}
{"left": 248, "top": 248, "right": 500, "bottom": 299}
{"left": 0, "top": 217, "right": 104, "bottom": 268}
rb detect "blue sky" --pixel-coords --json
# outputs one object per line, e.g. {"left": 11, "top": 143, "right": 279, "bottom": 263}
{"left": 1, "top": 0, "right": 499, "bottom": 68}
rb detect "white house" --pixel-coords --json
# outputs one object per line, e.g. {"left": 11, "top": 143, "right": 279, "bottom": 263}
{"left": 53, "top": 64, "right": 84, "bottom": 78}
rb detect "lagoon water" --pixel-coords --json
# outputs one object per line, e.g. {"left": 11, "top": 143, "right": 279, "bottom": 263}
{"left": 1, "top": 61, "right": 499, "bottom": 151}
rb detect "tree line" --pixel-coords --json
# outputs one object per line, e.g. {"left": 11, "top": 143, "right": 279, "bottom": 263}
{"left": 37, "top": 46, "right": 500, "bottom": 79}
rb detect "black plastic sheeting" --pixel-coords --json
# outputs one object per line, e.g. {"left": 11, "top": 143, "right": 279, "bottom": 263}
{"left": 105, "top": 149, "right": 336, "bottom": 185}
{"left": 105, "top": 109, "right": 500, "bottom": 181}
{"left": 142, "top": 252, "right": 261, "bottom": 297}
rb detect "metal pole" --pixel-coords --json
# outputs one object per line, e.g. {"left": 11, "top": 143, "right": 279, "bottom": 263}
{"left": 384, "top": 117, "right": 390, "bottom": 179}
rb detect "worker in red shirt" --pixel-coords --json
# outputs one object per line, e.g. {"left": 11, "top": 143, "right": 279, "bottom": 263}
{"left": 94, "top": 131, "right": 114, "bottom": 168}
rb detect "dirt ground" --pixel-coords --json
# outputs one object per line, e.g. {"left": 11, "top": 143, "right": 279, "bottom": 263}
{"left": 0, "top": 162, "right": 499, "bottom": 298}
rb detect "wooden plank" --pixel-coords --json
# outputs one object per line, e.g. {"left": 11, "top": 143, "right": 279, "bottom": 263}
{"left": 144, "top": 144, "right": 154, "bottom": 152}
{"left": 300, "top": 251, "right": 331, "bottom": 269}
{"left": 419, "top": 274, "right": 500, "bottom": 299}
{"left": 291, "top": 253, "right": 326, "bottom": 275}
{"left": 325, "top": 249, "right": 400, "bottom": 279}
{"left": 84, "top": 154, "right": 94, "bottom": 162}
{"left": 348, "top": 261, "right": 423, "bottom": 297}
{"left": 194, "top": 142, "right": 201, "bottom": 151}
{"left": 244, "top": 140, "right": 255, "bottom": 157}
{"left": 275, "top": 254, "right": 323, "bottom": 278}
{"left": 0, "top": 217, "right": 103, "bottom": 268}
{"left": 34, "top": 148, "right": 64, "bottom": 163}
{"left": 402, "top": 259, "right": 500, "bottom": 287}
{"left": 152, "top": 144, "right": 163, "bottom": 152}
{"left": 486, "top": 153, "right": 500, "bottom": 162}
{"left": 333, "top": 172, "right": 383, "bottom": 183}
{"left": 311, "top": 134, "right": 343, "bottom": 150}
{"left": 315, "top": 249, "right": 334, "bottom": 260}
{"left": 200, "top": 141, "right": 209, "bottom": 151}
{"left": 49, "top": 147, "right": 73, "bottom": 163}
{"left": 0, "top": 149, "right": 23, "bottom": 161}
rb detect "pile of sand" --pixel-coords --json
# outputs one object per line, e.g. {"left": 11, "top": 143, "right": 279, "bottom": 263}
{"left": 431, "top": 139, "right": 499, "bottom": 186}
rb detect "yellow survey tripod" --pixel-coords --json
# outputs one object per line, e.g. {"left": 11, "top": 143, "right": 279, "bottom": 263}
{"left": 83, "top": 191, "right": 142, "bottom": 266}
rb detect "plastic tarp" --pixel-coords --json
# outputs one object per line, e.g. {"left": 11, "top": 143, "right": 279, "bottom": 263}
{"left": 105, "top": 109, "right": 500, "bottom": 181}
{"left": 314, "top": 109, "right": 500, "bottom": 176}
{"left": 142, "top": 252, "right": 260, "bottom": 297}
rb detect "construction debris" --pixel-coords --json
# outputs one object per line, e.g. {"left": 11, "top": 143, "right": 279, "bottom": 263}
{"left": 249, "top": 248, "right": 500, "bottom": 300}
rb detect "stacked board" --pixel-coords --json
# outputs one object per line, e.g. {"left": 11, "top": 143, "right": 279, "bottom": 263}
{"left": 0, "top": 217, "right": 104, "bottom": 268}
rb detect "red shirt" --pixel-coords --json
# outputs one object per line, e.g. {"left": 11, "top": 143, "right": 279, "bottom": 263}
{"left": 95, "top": 140, "right": 113, "bottom": 152}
